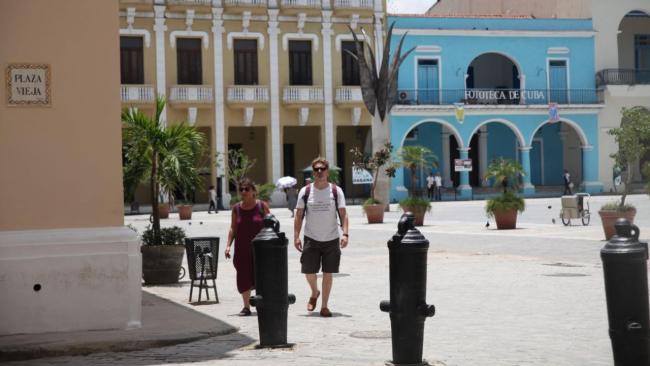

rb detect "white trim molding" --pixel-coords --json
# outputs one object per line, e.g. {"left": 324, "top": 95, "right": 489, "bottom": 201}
{"left": 169, "top": 30, "right": 210, "bottom": 49}
{"left": 335, "top": 33, "right": 368, "bottom": 51}
{"left": 547, "top": 47, "right": 570, "bottom": 55}
{"left": 393, "top": 29, "right": 596, "bottom": 38}
{"left": 415, "top": 45, "right": 441, "bottom": 53}
{"left": 282, "top": 33, "right": 319, "bottom": 51}
{"left": 120, "top": 28, "right": 151, "bottom": 48}
{"left": 227, "top": 32, "right": 265, "bottom": 50}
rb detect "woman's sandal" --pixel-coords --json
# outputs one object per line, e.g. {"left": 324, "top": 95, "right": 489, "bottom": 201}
{"left": 238, "top": 307, "right": 251, "bottom": 316}
{"left": 307, "top": 291, "right": 320, "bottom": 312}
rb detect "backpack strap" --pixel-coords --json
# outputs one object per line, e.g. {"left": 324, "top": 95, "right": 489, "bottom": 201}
{"left": 331, "top": 183, "right": 341, "bottom": 227}
{"left": 301, "top": 183, "right": 311, "bottom": 220}
{"left": 257, "top": 200, "right": 265, "bottom": 218}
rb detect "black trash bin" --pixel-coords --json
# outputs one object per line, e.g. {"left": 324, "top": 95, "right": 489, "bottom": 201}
{"left": 185, "top": 237, "right": 220, "bottom": 303}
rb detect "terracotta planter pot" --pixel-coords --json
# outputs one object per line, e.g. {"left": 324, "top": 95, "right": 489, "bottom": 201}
{"left": 598, "top": 209, "right": 637, "bottom": 240}
{"left": 400, "top": 205, "right": 427, "bottom": 226}
{"left": 158, "top": 204, "right": 170, "bottom": 219}
{"left": 177, "top": 204, "right": 193, "bottom": 220}
{"left": 141, "top": 245, "right": 185, "bottom": 285}
{"left": 363, "top": 204, "right": 385, "bottom": 224}
{"left": 493, "top": 208, "right": 518, "bottom": 230}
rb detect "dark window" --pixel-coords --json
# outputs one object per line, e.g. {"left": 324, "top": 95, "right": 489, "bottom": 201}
{"left": 177, "top": 38, "right": 202, "bottom": 85}
{"left": 289, "top": 40, "right": 312, "bottom": 85}
{"left": 341, "top": 41, "right": 362, "bottom": 85}
{"left": 283, "top": 143, "right": 295, "bottom": 177}
{"left": 120, "top": 36, "right": 144, "bottom": 84}
{"left": 234, "top": 39, "right": 258, "bottom": 85}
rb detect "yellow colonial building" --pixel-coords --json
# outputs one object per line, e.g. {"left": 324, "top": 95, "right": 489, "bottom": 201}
{"left": 118, "top": 0, "right": 386, "bottom": 205}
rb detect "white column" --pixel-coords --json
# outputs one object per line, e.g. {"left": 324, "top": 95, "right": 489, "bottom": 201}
{"left": 322, "top": 11, "right": 335, "bottom": 164}
{"left": 441, "top": 130, "right": 452, "bottom": 187}
{"left": 373, "top": 12, "right": 384, "bottom": 71}
{"left": 212, "top": 8, "right": 228, "bottom": 203}
{"left": 268, "top": 10, "right": 281, "bottom": 182}
{"left": 153, "top": 5, "right": 167, "bottom": 125}
{"left": 478, "top": 125, "right": 488, "bottom": 186}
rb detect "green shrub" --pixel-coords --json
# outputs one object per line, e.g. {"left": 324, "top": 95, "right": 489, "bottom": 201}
{"left": 230, "top": 195, "right": 241, "bottom": 206}
{"left": 142, "top": 226, "right": 186, "bottom": 246}
{"left": 364, "top": 197, "right": 383, "bottom": 206}
{"left": 399, "top": 196, "right": 432, "bottom": 213}
{"left": 600, "top": 200, "right": 636, "bottom": 212}
{"left": 257, "top": 183, "right": 276, "bottom": 202}
{"left": 485, "top": 191, "right": 525, "bottom": 218}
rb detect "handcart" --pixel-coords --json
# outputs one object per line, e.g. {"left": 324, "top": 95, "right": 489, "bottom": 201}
{"left": 559, "top": 193, "right": 591, "bottom": 226}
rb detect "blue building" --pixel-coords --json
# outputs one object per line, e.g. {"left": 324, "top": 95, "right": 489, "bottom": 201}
{"left": 388, "top": 15, "right": 604, "bottom": 201}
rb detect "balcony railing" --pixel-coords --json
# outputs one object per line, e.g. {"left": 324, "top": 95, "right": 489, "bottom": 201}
{"left": 596, "top": 69, "right": 650, "bottom": 86}
{"left": 395, "top": 88, "right": 603, "bottom": 106}
{"left": 280, "top": 0, "right": 320, "bottom": 8}
{"left": 335, "top": 86, "right": 363, "bottom": 104}
{"left": 333, "top": 0, "right": 374, "bottom": 10}
{"left": 169, "top": 85, "right": 213, "bottom": 104}
{"left": 166, "top": 0, "right": 213, "bottom": 5}
{"left": 283, "top": 86, "right": 324, "bottom": 104}
{"left": 226, "top": 85, "right": 269, "bottom": 104}
{"left": 120, "top": 85, "right": 155, "bottom": 103}
{"left": 224, "top": 0, "right": 267, "bottom": 7}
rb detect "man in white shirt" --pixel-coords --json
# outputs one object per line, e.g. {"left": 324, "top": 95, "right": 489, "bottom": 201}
{"left": 434, "top": 173, "right": 443, "bottom": 201}
{"left": 294, "top": 157, "right": 349, "bottom": 317}
{"left": 426, "top": 173, "right": 435, "bottom": 200}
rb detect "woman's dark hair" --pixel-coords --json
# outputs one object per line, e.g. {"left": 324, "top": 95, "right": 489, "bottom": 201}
{"left": 238, "top": 177, "right": 257, "bottom": 192}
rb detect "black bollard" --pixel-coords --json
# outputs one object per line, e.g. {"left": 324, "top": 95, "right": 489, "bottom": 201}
{"left": 249, "top": 214, "right": 296, "bottom": 348}
{"left": 380, "top": 212, "right": 435, "bottom": 366}
{"left": 601, "top": 218, "right": 650, "bottom": 365}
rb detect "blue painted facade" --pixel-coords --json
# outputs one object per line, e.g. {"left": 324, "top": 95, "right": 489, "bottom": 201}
{"left": 388, "top": 15, "right": 604, "bottom": 201}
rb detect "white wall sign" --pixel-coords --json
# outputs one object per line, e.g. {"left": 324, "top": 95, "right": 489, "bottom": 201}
{"left": 352, "top": 167, "right": 374, "bottom": 184}
{"left": 6, "top": 63, "right": 51, "bottom": 106}
{"left": 454, "top": 158, "right": 473, "bottom": 172}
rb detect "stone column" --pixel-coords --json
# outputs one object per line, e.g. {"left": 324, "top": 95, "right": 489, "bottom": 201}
{"left": 519, "top": 146, "right": 535, "bottom": 195}
{"left": 581, "top": 145, "right": 603, "bottom": 193}
{"left": 322, "top": 11, "right": 335, "bottom": 164}
{"left": 211, "top": 8, "right": 229, "bottom": 204}
{"left": 478, "top": 125, "right": 488, "bottom": 186}
{"left": 267, "top": 10, "right": 281, "bottom": 183}
{"left": 457, "top": 147, "right": 472, "bottom": 199}
{"left": 153, "top": 5, "right": 167, "bottom": 124}
{"left": 441, "top": 130, "right": 452, "bottom": 187}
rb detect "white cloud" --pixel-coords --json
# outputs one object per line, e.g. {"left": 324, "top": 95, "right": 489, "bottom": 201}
{"left": 387, "top": 0, "right": 437, "bottom": 14}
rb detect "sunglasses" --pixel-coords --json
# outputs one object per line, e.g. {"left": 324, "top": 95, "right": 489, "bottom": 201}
{"left": 240, "top": 187, "right": 254, "bottom": 192}
{"left": 313, "top": 167, "right": 328, "bottom": 173}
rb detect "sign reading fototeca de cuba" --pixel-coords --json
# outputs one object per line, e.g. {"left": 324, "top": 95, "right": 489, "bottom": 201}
{"left": 5, "top": 63, "right": 51, "bottom": 106}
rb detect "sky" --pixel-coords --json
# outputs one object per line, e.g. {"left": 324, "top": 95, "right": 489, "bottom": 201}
{"left": 387, "top": 0, "right": 437, "bottom": 14}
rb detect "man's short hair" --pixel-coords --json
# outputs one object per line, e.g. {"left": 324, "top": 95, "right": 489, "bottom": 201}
{"left": 311, "top": 157, "right": 329, "bottom": 169}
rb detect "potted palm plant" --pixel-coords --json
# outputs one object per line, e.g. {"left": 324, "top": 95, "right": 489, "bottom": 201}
{"left": 598, "top": 107, "right": 650, "bottom": 239}
{"left": 350, "top": 142, "right": 394, "bottom": 223}
{"left": 140, "top": 226, "right": 186, "bottom": 285}
{"left": 484, "top": 158, "right": 526, "bottom": 229}
{"left": 122, "top": 97, "right": 207, "bottom": 283}
{"left": 396, "top": 145, "right": 437, "bottom": 226}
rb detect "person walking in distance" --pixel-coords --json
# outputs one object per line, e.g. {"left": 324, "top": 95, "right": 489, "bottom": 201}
{"left": 208, "top": 185, "right": 218, "bottom": 214}
{"left": 294, "top": 157, "right": 349, "bottom": 317}
{"left": 563, "top": 169, "right": 573, "bottom": 195}
{"left": 225, "top": 178, "right": 270, "bottom": 316}
{"left": 426, "top": 172, "right": 435, "bottom": 201}
{"left": 434, "top": 173, "right": 443, "bottom": 201}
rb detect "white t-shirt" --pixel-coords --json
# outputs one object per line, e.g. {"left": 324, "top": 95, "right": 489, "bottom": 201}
{"left": 434, "top": 175, "right": 442, "bottom": 187}
{"left": 426, "top": 175, "right": 435, "bottom": 188}
{"left": 296, "top": 183, "right": 346, "bottom": 242}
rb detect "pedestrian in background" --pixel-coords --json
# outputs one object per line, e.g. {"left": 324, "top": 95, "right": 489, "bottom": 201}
{"left": 426, "top": 172, "right": 435, "bottom": 201}
{"left": 285, "top": 186, "right": 298, "bottom": 217}
{"left": 434, "top": 173, "right": 443, "bottom": 201}
{"left": 294, "top": 157, "right": 348, "bottom": 318}
{"left": 563, "top": 169, "right": 573, "bottom": 195}
{"left": 208, "top": 185, "right": 218, "bottom": 214}
{"left": 225, "top": 178, "right": 270, "bottom": 316}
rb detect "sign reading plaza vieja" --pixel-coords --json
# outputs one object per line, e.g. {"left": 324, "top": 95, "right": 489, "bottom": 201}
{"left": 5, "top": 63, "right": 51, "bottom": 106}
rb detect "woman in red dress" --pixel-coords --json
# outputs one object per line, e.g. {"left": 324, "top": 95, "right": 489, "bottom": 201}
{"left": 225, "top": 178, "right": 270, "bottom": 316}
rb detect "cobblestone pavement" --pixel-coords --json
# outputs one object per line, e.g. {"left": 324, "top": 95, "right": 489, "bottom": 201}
{"left": 8, "top": 195, "right": 650, "bottom": 366}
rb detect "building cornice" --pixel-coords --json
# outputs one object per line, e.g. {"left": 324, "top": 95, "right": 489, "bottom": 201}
{"left": 393, "top": 29, "right": 595, "bottom": 38}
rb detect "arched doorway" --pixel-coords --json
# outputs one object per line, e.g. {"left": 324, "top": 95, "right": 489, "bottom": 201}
{"left": 466, "top": 53, "right": 521, "bottom": 105}
{"left": 529, "top": 121, "right": 584, "bottom": 187}
{"left": 468, "top": 120, "right": 524, "bottom": 188}
{"left": 617, "top": 10, "right": 650, "bottom": 83}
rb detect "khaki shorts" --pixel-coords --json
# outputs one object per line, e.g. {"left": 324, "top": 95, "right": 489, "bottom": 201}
{"left": 300, "top": 236, "right": 341, "bottom": 274}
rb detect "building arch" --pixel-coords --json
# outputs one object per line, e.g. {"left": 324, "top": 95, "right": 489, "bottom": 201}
{"left": 464, "top": 51, "right": 524, "bottom": 90}
{"left": 529, "top": 117, "right": 589, "bottom": 147}
{"left": 398, "top": 118, "right": 464, "bottom": 148}
{"left": 468, "top": 118, "right": 526, "bottom": 147}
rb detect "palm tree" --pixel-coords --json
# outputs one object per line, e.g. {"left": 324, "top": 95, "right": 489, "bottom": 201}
{"left": 484, "top": 158, "right": 524, "bottom": 194}
{"left": 122, "top": 97, "right": 207, "bottom": 244}
{"left": 397, "top": 145, "right": 438, "bottom": 197}
{"left": 347, "top": 23, "right": 415, "bottom": 208}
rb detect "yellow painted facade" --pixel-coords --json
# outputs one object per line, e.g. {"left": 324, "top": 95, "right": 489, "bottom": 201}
{"left": 118, "top": 0, "right": 385, "bottom": 204}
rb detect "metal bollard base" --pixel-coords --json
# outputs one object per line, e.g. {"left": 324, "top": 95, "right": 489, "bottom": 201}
{"left": 255, "top": 343, "right": 295, "bottom": 350}
{"left": 385, "top": 359, "right": 431, "bottom": 366}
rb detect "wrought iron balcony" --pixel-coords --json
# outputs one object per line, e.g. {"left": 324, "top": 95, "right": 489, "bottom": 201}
{"left": 226, "top": 85, "right": 269, "bottom": 107}
{"left": 333, "top": 0, "right": 374, "bottom": 10}
{"left": 120, "top": 85, "right": 155, "bottom": 104}
{"left": 166, "top": 0, "right": 213, "bottom": 6}
{"left": 282, "top": 86, "right": 324, "bottom": 106}
{"left": 280, "top": 0, "right": 321, "bottom": 9}
{"left": 168, "top": 85, "right": 213, "bottom": 105}
{"left": 335, "top": 86, "right": 363, "bottom": 106}
{"left": 394, "top": 88, "right": 603, "bottom": 106}
{"left": 596, "top": 69, "right": 650, "bottom": 86}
